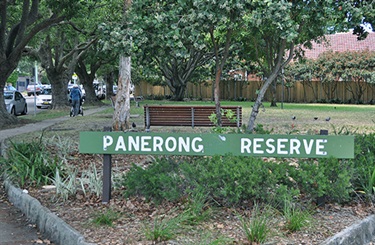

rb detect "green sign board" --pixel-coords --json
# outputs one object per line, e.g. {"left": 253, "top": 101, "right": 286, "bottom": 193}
{"left": 79, "top": 132, "right": 354, "bottom": 159}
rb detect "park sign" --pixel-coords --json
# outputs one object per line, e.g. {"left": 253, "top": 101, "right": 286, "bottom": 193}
{"left": 79, "top": 132, "right": 354, "bottom": 159}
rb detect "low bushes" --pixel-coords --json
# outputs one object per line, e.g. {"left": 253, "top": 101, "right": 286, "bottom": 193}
{"left": 121, "top": 133, "right": 375, "bottom": 208}
{"left": 0, "top": 138, "right": 65, "bottom": 188}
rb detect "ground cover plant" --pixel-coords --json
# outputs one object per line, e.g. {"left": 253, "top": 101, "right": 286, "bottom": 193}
{"left": 1, "top": 100, "right": 375, "bottom": 244}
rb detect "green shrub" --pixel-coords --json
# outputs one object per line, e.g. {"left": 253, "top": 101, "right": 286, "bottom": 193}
{"left": 143, "top": 208, "right": 187, "bottom": 242}
{"left": 92, "top": 209, "right": 120, "bottom": 227}
{"left": 0, "top": 139, "right": 64, "bottom": 188}
{"left": 122, "top": 155, "right": 299, "bottom": 206}
{"left": 181, "top": 155, "right": 299, "bottom": 205}
{"left": 121, "top": 131, "right": 375, "bottom": 207}
{"left": 294, "top": 157, "right": 353, "bottom": 204}
{"left": 238, "top": 204, "right": 275, "bottom": 243}
{"left": 351, "top": 133, "right": 375, "bottom": 200}
{"left": 182, "top": 188, "right": 214, "bottom": 225}
{"left": 282, "top": 198, "right": 312, "bottom": 232}
{"left": 122, "top": 157, "right": 184, "bottom": 203}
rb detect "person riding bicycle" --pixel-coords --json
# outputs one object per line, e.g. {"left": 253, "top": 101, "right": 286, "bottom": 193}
{"left": 70, "top": 84, "right": 82, "bottom": 117}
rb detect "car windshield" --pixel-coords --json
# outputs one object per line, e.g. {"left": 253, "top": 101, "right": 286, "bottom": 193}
{"left": 4, "top": 92, "right": 13, "bottom": 100}
{"left": 42, "top": 89, "right": 52, "bottom": 95}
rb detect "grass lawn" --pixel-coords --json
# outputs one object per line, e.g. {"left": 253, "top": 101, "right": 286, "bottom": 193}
{"left": 128, "top": 100, "right": 375, "bottom": 135}
{"left": 17, "top": 99, "right": 375, "bottom": 135}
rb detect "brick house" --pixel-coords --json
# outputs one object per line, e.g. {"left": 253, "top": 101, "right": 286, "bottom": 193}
{"left": 303, "top": 31, "right": 375, "bottom": 59}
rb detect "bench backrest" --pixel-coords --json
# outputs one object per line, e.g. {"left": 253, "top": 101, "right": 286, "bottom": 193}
{"left": 144, "top": 105, "right": 242, "bottom": 128}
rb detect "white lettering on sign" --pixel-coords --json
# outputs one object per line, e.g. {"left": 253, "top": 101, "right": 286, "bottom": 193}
{"left": 192, "top": 137, "right": 204, "bottom": 152}
{"left": 290, "top": 139, "right": 301, "bottom": 154}
{"left": 165, "top": 137, "right": 177, "bottom": 151}
{"left": 316, "top": 139, "right": 327, "bottom": 155}
{"left": 129, "top": 136, "right": 139, "bottom": 151}
{"left": 103, "top": 135, "right": 113, "bottom": 151}
{"left": 141, "top": 136, "right": 152, "bottom": 152}
{"left": 277, "top": 138, "right": 288, "bottom": 155}
{"left": 102, "top": 135, "right": 204, "bottom": 153}
{"left": 303, "top": 139, "right": 314, "bottom": 154}
{"left": 154, "top": 136, "right": 163, "bottom": 151}
{"left": 266, "top": 138, "right": 275, "bottom": 154}
{"left": 253, "top": 138, "right": 264, "bottom": 154}
{"left": 115, "top": 136, "right": 126, "bottom": 151}
{"left": 240, "top": 137, "right": 328, "bottom": 156}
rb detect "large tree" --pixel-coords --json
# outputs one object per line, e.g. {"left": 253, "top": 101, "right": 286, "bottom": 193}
{"left": 130, "top": 0, "right": 214, "bottom": 101}
{"left": 132, "top": 0, "right": 253, "bottom": 124}
{"left": 73, "top": 0, "right": 124, "bottom": 106}
{"left": 184, "top": 0, "right": 253, "bottom": 125}
{"left": 241, "top": 0, "right": 372, "bottom": 132}
{"left": 29, "top": 25, "right": 96, "bottom": 109}
{"left": 0, "top": 0, "right": 78, "bottom": 127}
{"left": 291, "top": 50, "right": 375, "bottom": 103}
{"left": 75, "top": 44, "right": 117, "bottom": 105}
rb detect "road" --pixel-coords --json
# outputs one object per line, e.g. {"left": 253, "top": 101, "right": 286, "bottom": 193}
{"left": 25, "top": 95, "right": 43, "bottom": 115}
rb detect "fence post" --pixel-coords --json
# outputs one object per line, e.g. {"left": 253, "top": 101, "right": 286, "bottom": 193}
{"left": 102, "top": 126, "right": 112, "bottom": 204}
{"left": 145, "top": 105, "right": 150, "bottom": 131}
{"left": 191, "top": 107, "right": 195, "bottom": 128}
{"left": 237, "top": 106, "right": 240, "bottom": 128}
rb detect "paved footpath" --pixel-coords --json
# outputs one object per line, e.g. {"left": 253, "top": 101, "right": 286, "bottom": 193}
{"left": 0, "top": 107, "right": 107, "bottom": 245}
{"left": 0, "top": 184, "right": 45, "bottom": 245}
{"left": 0, "top": 107, "right": 108, "bottom": 143}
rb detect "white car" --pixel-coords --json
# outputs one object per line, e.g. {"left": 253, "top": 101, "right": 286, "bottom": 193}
{"left": 26, "top": 82, "right": 44, "bottom": 96}
{"left": 4, "top": 90, "right": 27, "bottom": 115}
{"left": 36, "top": 87, "right": 52, "bottom": 109}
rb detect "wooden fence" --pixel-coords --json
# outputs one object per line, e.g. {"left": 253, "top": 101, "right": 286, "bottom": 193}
{"left": 135, "top": 79, "right": 375, "bottom": 104}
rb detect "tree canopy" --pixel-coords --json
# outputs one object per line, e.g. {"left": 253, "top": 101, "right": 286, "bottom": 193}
{"left": 0, "top": 0, "right": 98, "bottom": 127}
{"left": 1, "top": 0, "right": 372, "bottom": 130}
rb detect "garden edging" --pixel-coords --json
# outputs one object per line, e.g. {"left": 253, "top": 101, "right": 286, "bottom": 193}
{"left": 5, "top": 174, "right": 375, "bottom": 245}
{"left": 321, "top": 214, "right": 375, "bottom": 245}
{"left": 3, "top": 179, "right": 96, "bottom": 245}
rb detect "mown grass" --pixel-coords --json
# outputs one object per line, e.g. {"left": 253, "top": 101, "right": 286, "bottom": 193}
{"left": 132, "top": 100, "right": 375, "bottom": 134}
{"left": 14, "top": 99, "right": 375, "bottom": 135}
{"left": 22, "top": 109, "right": 70, "bottom": 121}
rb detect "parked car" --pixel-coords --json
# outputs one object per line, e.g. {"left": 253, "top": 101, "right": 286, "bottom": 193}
{"left": 4, "top": 90, "right": 27, "bottom": 115}
{"left": 26, "top": 82, "right": 44, "bottom": 96}
{"left": 42, "top": 84, "right": 51, "bottom": 90}
{"left": 36, "top": 87, "right": 52, "bottom": 109}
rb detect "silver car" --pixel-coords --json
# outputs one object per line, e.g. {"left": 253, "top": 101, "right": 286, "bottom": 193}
{"left": 4, "top": 90, "right": 28, "bottom": 115}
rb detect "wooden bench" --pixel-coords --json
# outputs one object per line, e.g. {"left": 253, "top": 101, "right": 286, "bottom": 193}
{"left": 144, "top": 105, "right": 242, "bottom": 129}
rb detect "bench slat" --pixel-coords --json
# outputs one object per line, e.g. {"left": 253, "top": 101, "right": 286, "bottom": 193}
{"left": 144, "top": 105, "right": 242, "bottom": 129}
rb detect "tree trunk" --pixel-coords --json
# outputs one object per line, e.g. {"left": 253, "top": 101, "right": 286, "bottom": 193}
{"left": 171, "top": 83, "right": 186, "bottom": 101}
{"left": 113, "top": 55, "right": 131, "bottom": 131}
{"left": 82, "top": 79, "right": 100, "bottom": 105}
{"left": 214, "top": 67, "right": 222, "bottom": 126}
{"left": 270, "top": 80, "right": 278, "bottom": 107}
{"left": 105, "top": 72, "right": 115, "bottom": 98}
{"left": 247, "top": 76, "right": 277, "bottom": 132}
{"left": 0, "top": 76, "right": 17, "bottom": 128}
{"left": 76, "top": 60, "right": 102, "bottom": 105}
{"left": 50, "top": 74, "right": 71, "bottom": 109}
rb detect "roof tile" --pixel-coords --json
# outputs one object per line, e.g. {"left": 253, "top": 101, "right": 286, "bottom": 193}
{"left": 304, "top": 32, "right": 375, "bottom": 59}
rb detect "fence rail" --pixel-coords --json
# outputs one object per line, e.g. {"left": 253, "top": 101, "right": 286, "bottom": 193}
{"left": 135, "top": 80, "right": 375, "bottom": 103}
